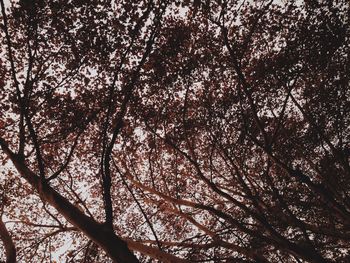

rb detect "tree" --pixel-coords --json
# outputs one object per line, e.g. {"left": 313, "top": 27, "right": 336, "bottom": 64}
{"left": 0, "top": 0, "right": 349, "bottom": 262}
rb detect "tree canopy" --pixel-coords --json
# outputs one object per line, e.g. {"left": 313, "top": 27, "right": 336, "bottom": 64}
{"left": 0, "top": 0, "right": 349, "bottom": 262}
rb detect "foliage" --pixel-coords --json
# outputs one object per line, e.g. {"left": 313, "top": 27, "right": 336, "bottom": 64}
{"left": 0, "top": 0, "right": 349, "bottom": 262}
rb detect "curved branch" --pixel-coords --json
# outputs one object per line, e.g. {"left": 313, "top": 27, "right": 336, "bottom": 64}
{"left": 0, "top": 136, "right": 191, "bottom": 263}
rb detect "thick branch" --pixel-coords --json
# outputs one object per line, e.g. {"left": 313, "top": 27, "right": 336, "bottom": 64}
{"left": 0, "top": 217, "right": 16, "bottom": 263}
{"left": 0, "top": 137, "right": 189, "bottom": 263}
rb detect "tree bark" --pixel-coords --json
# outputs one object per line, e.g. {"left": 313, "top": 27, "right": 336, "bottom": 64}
{"left": 0, "top": 216, "right": 16, "bottom": 263}
{"left": 0, "top": 137, "right": 189, "bottom": 263}
{"left": 0, "top": 142, "right": 139, "bottom": 262}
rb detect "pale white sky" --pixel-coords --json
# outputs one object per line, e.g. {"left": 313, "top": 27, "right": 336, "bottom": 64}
{"left": 3, "top": 0, "right": 10, "bottom": 7}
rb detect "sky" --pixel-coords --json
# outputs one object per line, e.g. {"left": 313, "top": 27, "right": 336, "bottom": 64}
{"left": 3, "top": 0, "right": 10, "bottom": 7}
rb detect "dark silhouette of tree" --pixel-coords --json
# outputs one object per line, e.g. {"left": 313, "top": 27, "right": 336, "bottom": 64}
{"left": 0, "top": 0, "right": 349, "bottom": 262}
